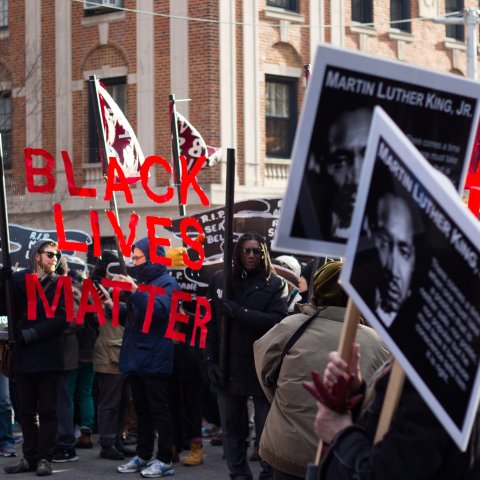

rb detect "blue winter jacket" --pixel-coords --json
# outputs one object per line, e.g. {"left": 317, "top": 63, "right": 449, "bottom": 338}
{"left": 118, "top": 237, "right": 180, "bottom": 376}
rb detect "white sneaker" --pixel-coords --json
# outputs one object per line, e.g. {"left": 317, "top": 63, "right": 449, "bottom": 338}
{"left": 117, "top": 455, "right": 149, "bottom": 473}
{"left": 140, "top": 460, "right": 175, "bottom": 478}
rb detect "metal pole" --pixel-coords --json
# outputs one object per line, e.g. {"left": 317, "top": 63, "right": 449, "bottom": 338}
{"left": 169, "top": 94, "right": 186, "bottom": 217}
{"left": 465, "top": 8, "right": 478, "bottom": 80}
{"left": 433, "top": 8, "right": 479, "bottom": 80}
{"left": 218, "top": 148, "right": 236, "bottom": 379}
{"left": 88, "top": 75, "right": 128, "bottom": 276}
{"left": 0, "top": 135, "right": 15, "bottom": 342}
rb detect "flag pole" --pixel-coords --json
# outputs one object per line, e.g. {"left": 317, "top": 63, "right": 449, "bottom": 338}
{"left": 169, "top": 94, "right": 186, "bottom": 217}
{"left": 218, "top": 148, "right": 235, "bottom": 379}
{"left": 0, "top": 135, "right": 16, "bottom": 343}
{"left": 88, "top": 75, "right": 128, "bottom": 276}
{"left": 304, "top": 64, "right": 311, "bottom": 86}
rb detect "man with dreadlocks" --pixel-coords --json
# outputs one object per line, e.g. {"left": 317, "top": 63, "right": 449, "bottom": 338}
{"left": 205, "top": 231, "right": 288, "bottom": 480}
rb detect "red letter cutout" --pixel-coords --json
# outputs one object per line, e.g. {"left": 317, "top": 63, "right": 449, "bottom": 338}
{"left": 54, "top": 204, "right": 88, "bottom": 253}
{"left": 137, "top": 284, "right": 166, "bottom": 334}
{"left": 101, "top": 278, "right": 133, "bottom": 327}
{"left": 179, "top": 155, "right": 210, "bottom": 206}
{"left": 192, "top": 295, "right": 211, "bottom": 348}
{"left": 165, "top": 290, "right": 191, "bottom": 344}
{"left": 104, "top": 157, "right": 134, "bottom": 204}
{"left": 24, "top": 148, "right": 56, "bottom": 193}
{"left": 105, "top": 210, "right": 139, "bottom": 257}
{"left": 141, "top": 155, "right": 174, "bottom": 204}
{"left": 26, "top": 274, "right": 74, "bottom": 322}
{"left": 146, "top": 216, "right": 172, "bottom": 266}
{"left": 89, "top": 210, "right": 102, "bottom": 257}
{"left": 180, "top": 217, "right": 205, "bottom": 270}
{"left": 61, "top": 151, "right": 96, "bottom": 197}
{"left": 76, "top": 279, "right": 106, "bottom": 326}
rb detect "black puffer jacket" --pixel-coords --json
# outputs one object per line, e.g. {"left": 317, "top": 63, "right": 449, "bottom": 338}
{"left": 207, "top": 269, "right": 288, "bottom": 396}
{"left": 319, "top": 367, "right": 480, "bottom": 480}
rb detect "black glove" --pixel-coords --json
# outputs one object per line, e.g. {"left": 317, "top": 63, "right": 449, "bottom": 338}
{"left": 0, "top": 266, "right": 12, "bottom": 283}
{"left": 205, "top": 361, "right": 225, "bottom": 387}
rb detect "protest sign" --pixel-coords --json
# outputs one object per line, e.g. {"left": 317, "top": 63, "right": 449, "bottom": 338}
{"left": 166, "top": 197, "right": 282, "bottom": 260}
{"left": 0, "top": 224, "right": 92, "bottom": 270}
{"left": 341, "top": 107, "right": 480, "bottom": 450}
{"left": 274, "top": 44, "right": 480, "bottom": 258}
{"left": 162, "top": 197, "right": 305, "bottom": 297}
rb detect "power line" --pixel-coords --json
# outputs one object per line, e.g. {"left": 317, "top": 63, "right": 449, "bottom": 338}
{"left": 75, "top": 0, "right": 463, "bottom": 32}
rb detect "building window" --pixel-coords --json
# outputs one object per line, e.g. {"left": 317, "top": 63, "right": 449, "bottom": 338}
{"left": 88, "top": 76, "right": 126, "bottom": 164}
{"left": 390, "top": 0, "right": 410, "bottom": 33}
{"left": 0, "top": 93, "right": 11, "bottom": 170}
{"left": 352, "top": 0, "right": 373, "bottom": 24}
{"left": 266, "top": 0, "right": 299, "bottom": 12}
{"left": 445, "top": 0, "right": 464, "bottom": 41}
{"left": 0, "top": 0, "right": 7, "bottom": 30}
{"left": 265, "top": 76, "right": 297, "bottom": 158}
{"left": 84, "top": 0, "right": 124, "bottom": 16}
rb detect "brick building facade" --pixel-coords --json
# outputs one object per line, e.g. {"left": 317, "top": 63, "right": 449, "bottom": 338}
{"left": 0, "top": 0, "right": 476, "bottom": 249}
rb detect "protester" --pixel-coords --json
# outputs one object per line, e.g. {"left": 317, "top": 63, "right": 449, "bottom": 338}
{"left": 298, "top": 259, "right": 316, "bottom": 304}
{"left": 69, "top": 267, "right": 98, "bottom": 451}
{"left": 91, "top": 250, "right": 132, "bottom": 461}
{"left": 170, "top": 338, "right": 205, "bottom": 466}
{"left": 0, "top": 273, "right": 18, "bottom": 457}
{"left": 205, "top": 231, "right": 289, "bottom": 480}
{"left": 313, "top": 349, "right": 480, "bottom": 479}
{"left": 254, "top": 261, "right": 389, "bottom": 479}
{"left": 165, "top": 244, "right": 206, "bottom": 467}
{"left": 0, "top": 372, "right": 15, "bottom": 458}
{"left": 272, "top": 255, "right": 302, "bottom": 313}
{"left": 5, "top": 239, "right": 68, "bottom": 476}
{"left": 52, "top": 257, "right": 80, "bottom": 464}
{"left": 102, "top": 237, "right": 180, "bottom": 478}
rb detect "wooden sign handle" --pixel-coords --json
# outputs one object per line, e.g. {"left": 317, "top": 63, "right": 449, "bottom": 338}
{"left": 374, "top": 359, "right": 405, "bottom": 443}
{"left": 314, "top": 298, "right": 361, "bottom": 465}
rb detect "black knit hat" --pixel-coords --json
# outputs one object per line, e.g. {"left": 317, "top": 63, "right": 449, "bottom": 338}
{"left": 91, "top": 250, "right": 119, "bottom": 280}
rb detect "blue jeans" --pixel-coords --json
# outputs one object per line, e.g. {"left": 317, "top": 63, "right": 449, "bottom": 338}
{"left": 0, "top": 372, "right": 14, "bottom": 448}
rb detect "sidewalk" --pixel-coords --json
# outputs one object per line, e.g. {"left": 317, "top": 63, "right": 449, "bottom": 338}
{"left": 0, "top": 435, "right": 262, "bottom": 479}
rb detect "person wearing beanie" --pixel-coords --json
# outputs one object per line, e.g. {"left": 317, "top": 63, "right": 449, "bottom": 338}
{"left": 272, "top": 255, "right": 303, "bottom": 313}
{"left": 52, "top": 256, "right": 80, "bottom": 464}
{"left": 91, "top": 250, "right": 134, "bottom": 461}
{"left": 254, "top": 260, "right": 389, "bottom": 480}
{"left": 102, "top": 237, "right": 180, "bottom": 478}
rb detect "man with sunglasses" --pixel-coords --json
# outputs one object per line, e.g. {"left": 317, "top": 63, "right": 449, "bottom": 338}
{"left": 4, "top": 239, "right": 68, "bottom": 476}
{"left": 205, "top": 231, "right": 288, "bottom": 480}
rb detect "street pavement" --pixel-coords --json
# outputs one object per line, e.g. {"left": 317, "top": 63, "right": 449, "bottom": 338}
{"left": 0, "top": 436, "right": 262, "bottom": 479}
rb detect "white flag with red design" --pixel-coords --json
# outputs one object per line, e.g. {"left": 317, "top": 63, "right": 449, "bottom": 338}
{"left": 175, "top": 111, "right": 222, "bottom": 172}
{"left": 96, "top": 80, "right": 145, "bottom": 183}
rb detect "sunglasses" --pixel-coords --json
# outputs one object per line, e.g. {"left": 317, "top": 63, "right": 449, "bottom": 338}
{"left": 240, "top": 247, "right": 262, "bottom": 256}
{"left": 40, "top": 251, "right": 61, "bottom": 260}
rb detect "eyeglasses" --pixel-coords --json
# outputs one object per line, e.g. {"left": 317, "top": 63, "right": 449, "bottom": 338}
{"left": 131, "top": 255, "right": 145, "bottom": 262}
{"left": 40, "top": 251, "right": 61, "bottom": 260}
{"left": 240, "top": 247, "right": 262, "bottom": 256}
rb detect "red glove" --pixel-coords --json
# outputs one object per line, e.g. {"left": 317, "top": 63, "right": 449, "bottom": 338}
{"left": 303, "top": 370, "right": 364, "bottom": 413}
